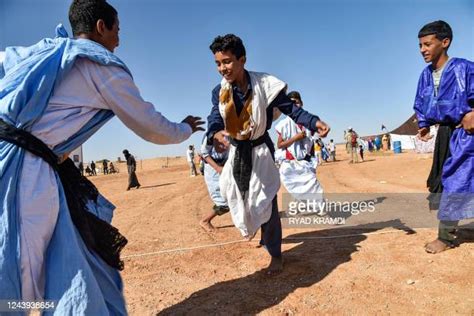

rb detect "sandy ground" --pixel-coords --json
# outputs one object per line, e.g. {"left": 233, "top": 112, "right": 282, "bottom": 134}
{"left": 90, "top": 146, "right": 474, "bottom": 315}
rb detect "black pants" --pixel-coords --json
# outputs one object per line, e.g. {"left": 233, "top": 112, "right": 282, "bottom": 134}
{"left": 259, "top": 197, "right": 282, "bottom": 258}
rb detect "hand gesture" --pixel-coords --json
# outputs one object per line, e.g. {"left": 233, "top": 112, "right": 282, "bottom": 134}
{"left": 213, "top": 130, "right": 230, "bottom": 153}
{"left": 182, "top": 116, "right": 205, "bottom": 133}
{"left": 416, "top": 127, "right": 432, "bottom": 142}
{"left": 316, "top": 120, "right": 330, "bottom": 138}
{"left": 461, "top": 110, "right": 474, "bottom": 134}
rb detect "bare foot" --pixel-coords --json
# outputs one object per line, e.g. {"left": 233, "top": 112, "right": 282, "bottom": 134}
{"left": 199, "top": 220, "right": 215, "bottom": 232}
{"left": 424, "top": 239, "right": 453, "bottom": 254}
{"left": 265, "top": 256, "right": 283, "bottom": 276}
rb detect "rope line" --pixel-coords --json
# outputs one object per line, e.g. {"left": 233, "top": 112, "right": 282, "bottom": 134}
{"left": 122, "top": 229, "right": 419, "bottom": 260}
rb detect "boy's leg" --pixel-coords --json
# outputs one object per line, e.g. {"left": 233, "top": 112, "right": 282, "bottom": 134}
{"left": 425, "top": 220, "right": 459, "bottom": 253}
{"left": 200, "top": 209, "right": 218, "bottom": 232}
{"left": 260, "top": 197, "right": 283, "bottom": 274}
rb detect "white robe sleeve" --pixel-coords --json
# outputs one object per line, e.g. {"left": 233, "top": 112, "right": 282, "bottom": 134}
{"left": 95, "top": 65, "right": 192, "bottom": 144}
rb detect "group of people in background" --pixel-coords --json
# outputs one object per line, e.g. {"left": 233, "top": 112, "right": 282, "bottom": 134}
{"left": 79, "top": 159, "right": 117, "bottom": 176}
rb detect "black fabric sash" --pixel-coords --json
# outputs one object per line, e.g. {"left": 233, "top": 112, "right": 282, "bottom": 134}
{"left": 426, "top": 125, "right": 454, "bottom": 210}
{"left": 230, "top": 132, "right": 274, "bottom": 193}
{"left": 0, "top": 118, "right": 127, "bottom": 270}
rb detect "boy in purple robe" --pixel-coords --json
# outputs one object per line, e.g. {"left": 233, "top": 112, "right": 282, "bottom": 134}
{"left": 414, "top": 20, "right": 474, "bottom": 253}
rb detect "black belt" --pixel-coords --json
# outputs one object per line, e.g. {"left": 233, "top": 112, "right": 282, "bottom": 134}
{"left": 426, "top": 124, "right": 454, "bottom": 210}
{"left": 229, "top": 132, "right": 274, "bottom": 193}
{"left": 0, "top": 118, "right": 127, "bottom": 270}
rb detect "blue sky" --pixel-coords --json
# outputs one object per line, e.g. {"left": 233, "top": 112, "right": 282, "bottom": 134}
{"left": 1, "top": 0, "right": 473, "bottom": 161}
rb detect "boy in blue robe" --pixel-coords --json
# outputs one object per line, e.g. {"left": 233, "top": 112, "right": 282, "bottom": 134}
{"left": 413, "top": 20, "right": 474, "bottom": 253}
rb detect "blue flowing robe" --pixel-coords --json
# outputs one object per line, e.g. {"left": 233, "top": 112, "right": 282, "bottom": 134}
{"left": 413, "top": 58, "right": 474, "bottom": 221}
{"left": 0, "top": 25, "right": 130, "bottom": 315}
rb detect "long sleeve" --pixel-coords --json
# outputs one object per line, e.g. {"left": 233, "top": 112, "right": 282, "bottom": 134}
{"left": 467, "top": 60, "right": 474, "bottom": 107}
{"left": 270, "top": 90, "right": 320, "bottom": 132}
{"left": 206, "top": 85, "right": 225, "bottom": 141}
{"left": 413, "top": 73, "right": 430, "bottom": 129}
{"left": 96, "top": 65, "right": 192, "bottom": 145}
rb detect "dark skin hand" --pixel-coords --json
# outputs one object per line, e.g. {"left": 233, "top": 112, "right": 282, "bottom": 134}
{"left": 461, "top": 109, "right": 474, "bottom": 134}
{"left": 182, "top": 116, "right": 205, "bottom": 133}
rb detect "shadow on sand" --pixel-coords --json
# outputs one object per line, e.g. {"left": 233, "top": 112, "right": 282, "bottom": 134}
{"left": 159, "top": 219, "right": 414, "bottom": 315}
{"left": 139, "top": 183, "right": 176, "bottom": 189}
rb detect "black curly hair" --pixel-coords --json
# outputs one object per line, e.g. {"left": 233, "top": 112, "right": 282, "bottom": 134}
{"left": 209, "top": 34, "right": 246, "bottom": 59}
{"left": 69, "top": 0, "right": 117, "bottom": 36}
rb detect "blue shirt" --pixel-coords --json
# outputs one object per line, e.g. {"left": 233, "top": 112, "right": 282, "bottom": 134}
{"left": 206, "top": 71, "right": 320, "bottom": 141}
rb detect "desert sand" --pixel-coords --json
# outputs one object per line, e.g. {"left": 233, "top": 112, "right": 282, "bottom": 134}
{"left": 90, "top": 146, "right": 473, "bottom": 315}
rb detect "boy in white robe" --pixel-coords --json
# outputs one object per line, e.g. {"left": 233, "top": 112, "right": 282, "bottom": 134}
{"left": 275, "top": 91, "right": 324, "bottom": 201}
{"left": 206, "top": 34, "right": 330, "bottom": 274}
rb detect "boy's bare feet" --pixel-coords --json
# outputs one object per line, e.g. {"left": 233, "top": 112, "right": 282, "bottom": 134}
{"left": 265, "top": 256, "right": 283, "bottom": 276}
{"left": 424, "top": 239, "right": 453, "bottom": 254}
{"left": 199, "top": 220, "right": 215, "bottom": 232}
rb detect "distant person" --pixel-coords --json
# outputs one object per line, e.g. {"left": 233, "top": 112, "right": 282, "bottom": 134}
{"left": 186, "top": 145, "right": 198, "bottom": 177}
{"left": 344, "top": 130, "right": 351, "bottom": 154}
{"left": 109, "top": 162, "right": 116, "bottom": 174}
{"left": 359, "top": 145, "right": 365, "bottom": 162}
{"left": 314, "top": 137, "right": 322, "bottom": 165}
{"left": 374, "top": 136, "right": 382, "bottom": 151}
{"left": 368, "top": 138, "right": 374, "bottom": 152}
{"left": 102, "top": 160, "right": 108, "bottom": 174}
{"left": 320, "top": 140, "right": 330, "bottom": 162}
{"left": 123, "top": 150, "right": 140, "bottom": 190}
{"left": 85, "top": 165, "right": 93, "bottom": 176}
{"left": 382, "top": 134, "right": 389, "bottom": 151}
{"left": 329, "top": 139, "right": 336, "bottom": 161}
{"left": 413, "top": 20, "right": 474, "bottom": 254}
{"left": 348, "top": 128, "right": 359, "bottom": 163}
{"left": 90, "top": 160, "right": 97, "bottom": 175}
{"left": 78, "top": 161, "right": 84, "bottom": 176}
{"left": 199, "top": 135, "right": 229, "bottom": 232}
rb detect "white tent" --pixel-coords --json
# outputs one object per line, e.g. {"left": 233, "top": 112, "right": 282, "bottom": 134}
{"left": 390, "top": 134, "right": 416, "bottom": 150}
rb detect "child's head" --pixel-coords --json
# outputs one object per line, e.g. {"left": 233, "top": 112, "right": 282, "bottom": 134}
{"left": 418, "top": 20, "right": 452, "bottom": 64}
{"left": 288, "top": 91, "right": 303, "bottom": 107}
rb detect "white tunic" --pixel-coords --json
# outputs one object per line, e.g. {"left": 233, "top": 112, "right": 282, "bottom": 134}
{"left": 19, "top": 58, "right": 192, "bottom": 300}
{"left": 275, "top": 116, "right": 324, "bottom": 201}
{"left": 218, "top": 72, "right": 285, "bottom": 239}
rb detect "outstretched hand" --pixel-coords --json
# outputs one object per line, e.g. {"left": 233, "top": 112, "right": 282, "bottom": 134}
{"left": 316, "top": 120, "right": 330, "bottom": 138}
{"left": 182, "top": 116, "right": 205, "bottom": 133}
{"left": 213, "top": 130, "right": 230, "bottom": 153}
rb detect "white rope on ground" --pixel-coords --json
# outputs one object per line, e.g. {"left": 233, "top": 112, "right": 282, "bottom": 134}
{"left": 122, "top": 239, "right": 247, "bottom": 259}
{"left": 122, "top": 229, "right": 429, "bottom": 260}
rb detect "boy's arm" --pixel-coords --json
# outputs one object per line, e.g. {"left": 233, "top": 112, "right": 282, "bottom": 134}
{"left": 277, "top": 131, "right": 305, "bottom": 149}
{"left": 271, "top": 91, "right": 330, "bottom": 137}
{"left": 413, "top": 74, "right": 432, "bottom": 141}
{"left": 461, "top": 62, "right": 474, "bottom": 133}
{"left": 96, "top": 66, "right": 204, "bottom": 144}
{"left": 204, "top": 155, "right": 223, "bottom": 174}
{"left": 413, "top": 74, "right": 430, "bottom": 129}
